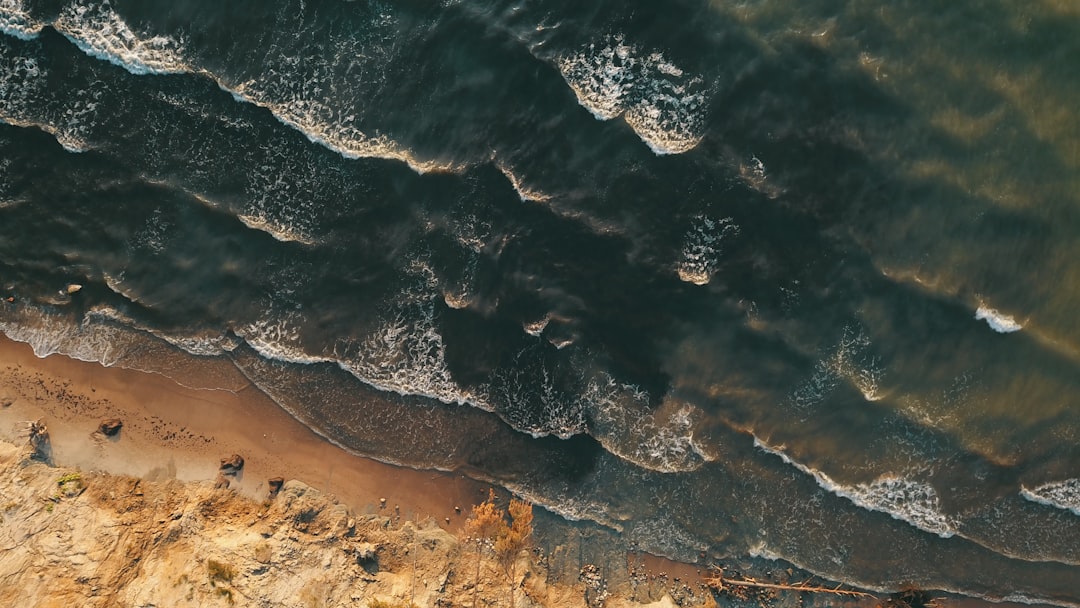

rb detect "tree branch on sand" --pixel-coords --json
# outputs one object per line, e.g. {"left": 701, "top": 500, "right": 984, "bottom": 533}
{"left": 705, "top": 568, "right": 877, "bottom": 599}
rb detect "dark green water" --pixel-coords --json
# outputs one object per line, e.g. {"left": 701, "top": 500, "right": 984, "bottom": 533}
{"left": 2, "top": 0, "right": 1080, "bottom": 603}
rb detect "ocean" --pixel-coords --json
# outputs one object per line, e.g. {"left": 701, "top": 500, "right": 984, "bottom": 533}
{"left": 3, "top": 0, "right": 1080, "bottom": 604}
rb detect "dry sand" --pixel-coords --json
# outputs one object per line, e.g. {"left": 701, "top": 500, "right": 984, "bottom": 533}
{"left": 0, "top": 334, "right": 486, "bottom": 529}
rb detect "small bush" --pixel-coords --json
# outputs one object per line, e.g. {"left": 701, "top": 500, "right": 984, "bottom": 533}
{"left": 56, "top": 472, "right": 85, "bottom": 497}
{"left": 56, "top": 472, "right": 82, "bottom": 485}
{"left": 207, "top": 559, "right": 236, "bottom": 585}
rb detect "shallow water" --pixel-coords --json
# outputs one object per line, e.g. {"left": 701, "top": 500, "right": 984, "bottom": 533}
{"left": 2, "top": 0, "right": 1080, "bottom": 603}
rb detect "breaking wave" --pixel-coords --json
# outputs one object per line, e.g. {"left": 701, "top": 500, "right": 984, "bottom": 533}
{"left": 791, "top": 324, "right": 885, "bottom": 407}
{"left": 975, "top": 305, "right": 1022, "bottom": 333}
{"left": 755, "top": 438, "right": 957, "bottom": 538}
{"left": 677, "top": 215, "right": 739, "bottom": 285}
{"left": 0, "top": 45, "right": 96, "bottom": 153}
{"left": 556, "top": 33, "right": 709, "bottom": 155}
{"left": 584, "top": 375, "right": 709, "bottom": 473}
{"left": 1022, "top": 479, "right": 1080, "bottom": 517}
{"left": 33, "top": 0, "right": 452, "bottom": 174}
{"left": 54, "top": 0, "right": 189, "bottom": 76}
{"left": 0, "top": 0, "right": 40, "bottom": 40}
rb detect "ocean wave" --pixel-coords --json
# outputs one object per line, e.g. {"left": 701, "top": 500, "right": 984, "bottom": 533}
{"left": 494, "top": 159, "right": 552, "bottom": 202}
{"left": 35, "top": 0, "right": 454, "bottom": 174}
{"left": 226, "top": 86, "right": 454, "bottom": 175}
{"left": 501, "top": 482, "right": 625, "bottom": 534}
{"left": 86, "top": 305, "right": 238, "bottom": 358}
{"left": 755, "top": 437, "right": 957, "bottom": 538}
{"left": 556, "top": 34, "right": 709, "bottom": 155}
{"left": 0, "top": 0, "right": 41, "bottom": 40}
{"left": 485, "top": 348, "right": 587, "bottom": 438}
{"left": 584, "top": 374, "right": 709, "bottom": 473}
{"left": 235, "top": 272, "right": 492, "bottom": 411}
{"left": 1022, "top": 479, "right": 1080, "bottom": 517}
{"left": 0, "top": 113, "right": 90, "bottom": 153}
{"left": 745, "top": 542, "right": 1080, "bottom": 608}
{"left": 54, "top": 0, "right": 189, "bottom": 76}
{"left": 624, "top": 517, "right": 708, "bottom": 564}
{"left": 0, "top": 304, "right": 138, "bottom": 367}
{"left": 791, "top": 324, "right": 885, "bottom": 407}
{"left": 1, "top": 37, "right": 104, "bottom": 153}
{"left": 676, "top": 214, "right": 739, "bottom": 285}
{"left": 238, "top": 151, "right": 329, "bottom": 245}
{"left": 236, "top": 213, "right": 317, "bottom": 246}
{"left": 975, "top": 304, "right": 1022, "bottom": 333}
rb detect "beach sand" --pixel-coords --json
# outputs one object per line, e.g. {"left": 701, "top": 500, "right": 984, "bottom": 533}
{"left": 0, "top": 334, "right": 486, "bottom": 529}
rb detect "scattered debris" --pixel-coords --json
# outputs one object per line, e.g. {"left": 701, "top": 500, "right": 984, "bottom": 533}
{"left": 268, "top": 477, "right": 285, "bottom": 498}
{"left": 99, "top": 418, "right": 123, "bottom": 437}
{"left": 219, "top": 454, "right": 244, "bottom": 474}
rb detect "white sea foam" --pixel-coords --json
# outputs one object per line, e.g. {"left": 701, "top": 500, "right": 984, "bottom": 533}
{"left": 0, "top": 0, "right": 41, "bottom": 40}
{"left": 0, "top": 305, "right": 136, "bottom": 366}
{"left": 556, "top": 34, "right": 709, "bottom": 155}
{"left": 0, "top": 27, "right": 107, "bottom": 153}
{"left": 236, "top": 213, "right": 317, "bottom": 245}
{"left": 975, "top": 305, "right": 1022, "bottom": 333}
{"left": 747, "top": 540, "right": 785, "bottom": 562}
{"left": 54, "top": 0, "right": 189, "bottom": 76}
{"left": 131, "top": 207, "right": 172, "bottom": 253}
{"left": 677, "top": 215, "right": 739, "bottom": 285}
{"left": 624, "top": 517, "right": 708, "bottom": 563}
{"left": 87, "top": 305, "right": 237, "bottom": 357}
{"left": 330, "top": 270, "right": 492, "bottom": 409}
{"left": 523, "top": 316, "right": 550, "bottom": 337}
{"left": 239, "top": 149, "right": 323, "bottom": 244}
{"left": 791, "top": 324, "right": 884, "bottom": 407}
{"left": 1021, "top": 479, "right": 1080, "bottom": 516}
{"left": 30, "top": 0, "right": 452, "bottom": 174}
{"left": 238, "top": 315, "right": 328, "bottom": 366}
{"left": 755, "top": 438, "right": 957, "bottom": 537}
{"left": 584, "top": 374, "right": 709, "bottom": 473}
{"left": 495, "top": 160, "right": 552, "bottom": 202}
{"left": 487, "top": 352, "right": 587, "bottom": 437}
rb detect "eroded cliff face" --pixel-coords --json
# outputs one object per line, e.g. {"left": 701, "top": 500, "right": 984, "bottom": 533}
{"left": 0, "top": 441, "right": 704, "bottom": 608}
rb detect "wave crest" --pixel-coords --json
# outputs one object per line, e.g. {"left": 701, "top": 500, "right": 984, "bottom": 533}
{"left": 55, "top": 0, "right": 189, "bottom": 76}
{"left": 556, "top": 34, "right": 709, "bottom": 155}
{"left": 0, "top": 0, "right": 41, "bottom": 40}
{"left": 1022, "top": 479, "right": 1080, "bottom": 516}
{"left": 755, "top": 438, "right": 957, "bottom": 537}
{"left": 975, "top": 304, "right": 1022, "bottom": 333}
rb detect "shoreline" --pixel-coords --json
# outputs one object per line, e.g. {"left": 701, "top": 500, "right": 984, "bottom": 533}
{"left": 0, "top": 333, "right": 707, "bottom": 597}
{"left": 0, "top": 333, "right": 487, "bottom": 530}
{"left": 0, "top": 334, "right": 1044, "bottom": 608}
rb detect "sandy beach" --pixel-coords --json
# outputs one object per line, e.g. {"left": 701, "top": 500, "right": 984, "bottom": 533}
{"left": 0, "top": 334, "right": 1049, "bottom": 608}
{"left": 0, "top": 334, "right": 487, "bottom": 529}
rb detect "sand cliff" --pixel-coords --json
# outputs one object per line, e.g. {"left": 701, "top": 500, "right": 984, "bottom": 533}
{"left": 0, "top": 436, "right": 712, "bottom": 608}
